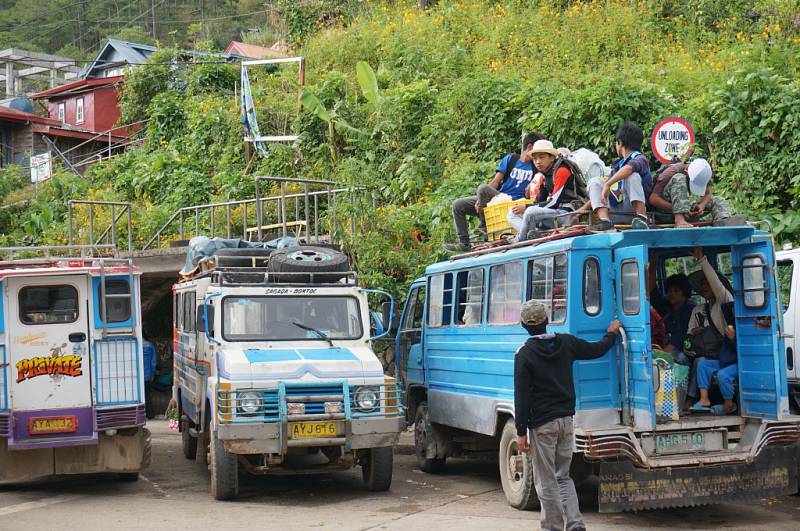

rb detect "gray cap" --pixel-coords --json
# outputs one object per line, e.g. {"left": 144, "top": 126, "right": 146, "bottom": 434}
{"left": 520, "top": 300, "right": 548, "bottom": 326}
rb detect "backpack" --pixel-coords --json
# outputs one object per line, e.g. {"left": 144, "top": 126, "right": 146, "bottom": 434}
{"left": 550, "top": 155, "right": 589, "bottom": 203}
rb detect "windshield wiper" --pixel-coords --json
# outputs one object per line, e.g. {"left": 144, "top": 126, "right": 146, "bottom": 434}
{"left": 291, "top": 321, "right": 334, "bottom": 347}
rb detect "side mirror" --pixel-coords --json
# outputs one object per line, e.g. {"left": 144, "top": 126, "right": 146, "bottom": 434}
{"left": 371, "top": 311, "right": 386, "bottom": 337}
{"left": 197, "top": 304, "right": 215, "bottom": 339}
{"left": 382, "top": 301, "right": 399, "bottom": 334}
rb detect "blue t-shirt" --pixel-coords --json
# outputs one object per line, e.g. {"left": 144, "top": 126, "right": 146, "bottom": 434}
{"left": 496, "top": 155, "right": 534, "bottom": 199}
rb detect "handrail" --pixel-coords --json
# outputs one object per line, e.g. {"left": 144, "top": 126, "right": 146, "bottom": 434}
{"left": 142, "top": 184, "right": 368, "bottom": 250}
{"left": 68, "top": 200, "right": 133, "bottom": 254}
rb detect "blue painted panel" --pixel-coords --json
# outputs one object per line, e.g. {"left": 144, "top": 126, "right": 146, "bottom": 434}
{"left": 297, "top": 348, "right": 357, "bottom": 361}
{"left": 731, "top": 241, "right": 785, "bottom": 419}
{"left": 613, "top": 245, "right": 654, "bottom": 430}
{"left": 569, "top": 249, "right": 620, "bottom": 415}
{"left": 92, "top": 275, "right": 134, "bottom": 329}
{"left": 243, "top": 349, "right": 301, "bottom": 363}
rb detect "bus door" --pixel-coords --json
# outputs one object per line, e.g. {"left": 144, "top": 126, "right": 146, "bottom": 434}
{"left": 397, "top": 282, "right": 426, "bottom": 388}
{"left": 571, "top": 249, "right": 621, "bottom": 428}
{"left": 613, "top": 245, "right": 655, "bottom": 430}
{"left": 732, "top": 240, "right": 787, "bottom": 419}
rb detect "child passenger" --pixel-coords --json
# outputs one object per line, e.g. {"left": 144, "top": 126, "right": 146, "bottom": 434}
{"left": 585, "top": 122, "right": 652, "bottom": 231}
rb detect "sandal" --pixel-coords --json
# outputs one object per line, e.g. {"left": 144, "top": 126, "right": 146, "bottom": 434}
{"left": 689, "top": 402, "right": 712, "bottom": 412}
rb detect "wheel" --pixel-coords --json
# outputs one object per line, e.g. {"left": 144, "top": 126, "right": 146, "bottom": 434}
{"left": 141, "top": 428, "right": 152, "bottom": 471}
{"left": 414, "top": 401, "right": 446, "bottom": 473}
{"left": 499, "top": 418, "right": 539, "bottom": 510}
{"left": 210, "top": 428, "right": 239, "bottom": 500}
{"left": 362, "top": 447, "right": 394, "bottom": 491}
{"left": 215, "top": 247, "right": 273, "bottom": 268}
{"left": 268, "top": 245, "right": 350, "bottom": 283}
{"left": 169, "top": 239, "right": 190, "bottom": 248}
{"left": 181, "top": 417, "right": 197, "bottom": 460}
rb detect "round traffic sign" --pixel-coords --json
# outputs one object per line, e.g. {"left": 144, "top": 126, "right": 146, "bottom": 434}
{"left": 650, "top": 116, "right": 695, "bottom": 164}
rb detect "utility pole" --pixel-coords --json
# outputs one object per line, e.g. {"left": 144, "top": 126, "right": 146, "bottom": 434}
{"left": 151, "top": 0, "right": 157, "bottom": 40}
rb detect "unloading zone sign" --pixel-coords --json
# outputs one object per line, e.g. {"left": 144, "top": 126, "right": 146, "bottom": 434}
{"left": 651, "top": 117, "right": 695, "bottom": 164}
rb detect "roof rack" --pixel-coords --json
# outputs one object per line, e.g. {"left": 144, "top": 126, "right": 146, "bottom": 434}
{"left": 184, "top": 265, "right": 358, "bottom": 287}
{"left": 0, "top": 244, "right": 119, "bottom": 268}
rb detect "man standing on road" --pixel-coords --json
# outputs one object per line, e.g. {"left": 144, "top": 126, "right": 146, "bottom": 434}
{"left": 514, "top": 301, "right": 621, "bottom": 531}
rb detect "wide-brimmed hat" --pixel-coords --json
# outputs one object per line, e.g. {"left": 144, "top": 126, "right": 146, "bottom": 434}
{"left": 688, "top": 267, "right": 733, "bottom": 298}
{"left": 687, "top": 158, "right": 712, "bottom": 196}
{"left": 529, "top": 139, "right": 559, "bottom": 157}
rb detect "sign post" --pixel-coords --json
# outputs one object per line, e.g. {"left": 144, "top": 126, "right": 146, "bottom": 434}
{"left": 650, "top": 117, "right": 695, "bottom": 164}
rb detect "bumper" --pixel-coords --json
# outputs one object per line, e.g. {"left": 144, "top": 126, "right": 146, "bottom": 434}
{"left": 0, "top": 427, "right": 150, "bottom": 482}
{"left": 598, "top": 444, "right": 799, "bottom": 512}
{"left": 217, "top": 417, "right": 403, "bottom": 454}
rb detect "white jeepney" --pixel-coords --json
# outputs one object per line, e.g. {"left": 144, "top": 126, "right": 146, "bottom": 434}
{"left": 0, "top": 246, "right": 150, "bottom": 482}
{"left": 174, "top": 246, "right": 403, "bottom": 500}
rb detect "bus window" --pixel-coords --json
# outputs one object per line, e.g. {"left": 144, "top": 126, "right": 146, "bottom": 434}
{"left": 742, "top": 255, "right": 767, "bottom": 309}
{"left": 583, "top": 257, "right": 601, "bottom": 316}
{"left": 402, "top": 287, "right": 426, "bottom": 330}
{"left": 488, "top": 261, "right": 523, "bottom": 325}
{"left": 428, "top": 273, "right": 453, "bottom": 327}
{"left": 455, "top": 269, "right": 484, "bottom": 326}
{"left": 184, "top": 291, "right": 196, "bottom": 332}
{"left": 621, "top": 260, "right": 640, "bottom": 315}
{"left": 176, "top": 292, "right": 184, "bottom": 331}
{"left": 527, "top": 253, "right": 568, "bottom": 324}
{"left": 19, "top": 285, "right": 78, "bottom": 325}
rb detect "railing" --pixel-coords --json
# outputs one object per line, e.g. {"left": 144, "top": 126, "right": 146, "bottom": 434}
{"left": 68, "top": 200, "right": 133, "bottom": 254}
{"left": 0, "top": 244, "right": 118, "bottom": 261}
{"left": 93, "top": 337, "right": 141, "bottom": 406}
{"left": 143, "top": 176, "right": 374, "bottom": 250}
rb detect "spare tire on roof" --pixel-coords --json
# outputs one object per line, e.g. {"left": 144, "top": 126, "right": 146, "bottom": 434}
{"left": 268, "top": 246, "right": 350, "bottom": 283}
{"left": 215, "top": 247, "right": 273, "bottom": 268}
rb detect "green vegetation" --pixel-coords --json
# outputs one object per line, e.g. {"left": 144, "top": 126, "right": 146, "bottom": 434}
{"left": 3, "top": 0, "right": 800, "bottom": 299}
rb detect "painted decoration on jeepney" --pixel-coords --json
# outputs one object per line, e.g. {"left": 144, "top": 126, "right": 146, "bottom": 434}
{"left": 16, "top": 343, "right": 83, "bottom": 383}
{"left": 650, "top": 116, "right": 695, "bottom": 164}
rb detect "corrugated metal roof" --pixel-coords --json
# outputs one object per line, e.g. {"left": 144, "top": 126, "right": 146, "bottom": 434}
{"left": 0, "top": 105, "right": 59, "bottom": 125}
{"left": 81, "top": 39, "right": 157, "bottom": 78}
{"left": 30, "top": 75, "right": 124, "bottom": 99}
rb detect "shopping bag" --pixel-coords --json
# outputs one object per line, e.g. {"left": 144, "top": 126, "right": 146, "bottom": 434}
{"left": 672, "top": 363, "right": 690, "bottom": 409}
{"left": 654, "top": 358, "right": 680, "bottom": 421}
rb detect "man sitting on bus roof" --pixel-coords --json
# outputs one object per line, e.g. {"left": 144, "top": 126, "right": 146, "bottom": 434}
{"left": 445, "top": 132, "right": 544, "bottom": 252}
{"left": 648, "top": 158, "right": 744, "bottom": 228}
{"left": 515, "top": 300, "right": 620, "bottom": 531}
{"left": 507, "top": 140, "right": 584, "bottom": 242}
{"left": 584, "top": 122, "right": 652, "bottom": 231}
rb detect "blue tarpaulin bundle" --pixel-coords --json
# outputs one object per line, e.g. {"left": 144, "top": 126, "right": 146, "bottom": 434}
{"left": 180, "top": 236, "right": 297, "bottom": 275}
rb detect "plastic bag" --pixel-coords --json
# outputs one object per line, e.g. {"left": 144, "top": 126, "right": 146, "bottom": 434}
{"left": 654, "top": 358, "right": 680, "bottom": 421}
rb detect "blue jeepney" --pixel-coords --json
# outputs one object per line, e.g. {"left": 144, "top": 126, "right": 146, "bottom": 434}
{"left": 396, "top": 225, "right": 800, "bottom": 512}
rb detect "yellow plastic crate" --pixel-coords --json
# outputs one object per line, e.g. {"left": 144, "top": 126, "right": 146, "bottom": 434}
{"left": 484, "top": 199, "right": 532, "bottom": 241}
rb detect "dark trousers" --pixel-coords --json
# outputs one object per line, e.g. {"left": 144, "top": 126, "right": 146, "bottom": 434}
{"left": 452, "top": 184, "right": 500, "bottom": 245}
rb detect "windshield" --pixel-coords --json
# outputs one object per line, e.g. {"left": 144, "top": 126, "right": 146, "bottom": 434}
{"left": 222, "top": 296, "right": 363, "bottom": 342}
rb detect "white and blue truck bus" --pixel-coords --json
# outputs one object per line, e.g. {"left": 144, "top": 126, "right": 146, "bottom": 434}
{"left": 173, "top": 245, "right": 404, "bottom": 500}
{"left": 396, "top": 225, "right": 800, "bottom": 512}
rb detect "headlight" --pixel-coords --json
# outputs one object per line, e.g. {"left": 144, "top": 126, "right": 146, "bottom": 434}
{"left": 237, "top": 391, "right": 262, "bottom": 415}
{"left": 354, "top": 386, "right": 380, "bottom": 412}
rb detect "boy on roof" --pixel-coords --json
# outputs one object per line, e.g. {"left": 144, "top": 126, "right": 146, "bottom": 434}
{"left": 648, "top": 158, "right": 743, "bottom": 228}
{"left": 585, "top": 122, "right": 652, "bottom": 231}
{"left": 445, "top": 132, "right": 544, "bottom": 252}
{"left": 506, "top": 139, "right": 583, "bottom": 242}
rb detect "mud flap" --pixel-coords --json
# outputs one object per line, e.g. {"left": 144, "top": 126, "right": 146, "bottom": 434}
{"left": 598, "top": 444, "right": 799, "bottom": 512}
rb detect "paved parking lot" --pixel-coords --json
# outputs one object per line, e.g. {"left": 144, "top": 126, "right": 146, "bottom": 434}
{"left": 1, "top": 420, "right": 799, "bottom": 530}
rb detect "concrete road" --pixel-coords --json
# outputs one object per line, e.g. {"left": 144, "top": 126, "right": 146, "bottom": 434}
{"left": 1, "top": 420, "right": 799, "bottom": 530}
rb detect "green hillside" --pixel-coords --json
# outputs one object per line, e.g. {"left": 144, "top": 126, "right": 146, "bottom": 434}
{"left": 2, "top": 0, "right": 800, "bottom": 297}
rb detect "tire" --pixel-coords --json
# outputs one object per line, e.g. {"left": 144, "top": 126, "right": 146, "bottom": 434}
{"left": 414, "top": 401, "right": 446, "bottom": 473}
{"left": 141, "top": 427, "right": 152, "bottom": 471}
{"left": 169, "top": 239, "right": 190, "bottom": 248}
{"left": 268, "top": 246, "right": 350, "bottom": 283}
{"left": 210, "top": 428, "right": 239, "bottom": 500}
{"left": 181, "top": 417, "right": 197, "bottom": 460}
{"left": 215, "top": 247, "right": 273, "bottom": 268}
{"left": 499, "top": 418, "right": 539, "bottom": 511}
{"left": 362, "top": 447, "right": 394, "bottom": 492}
